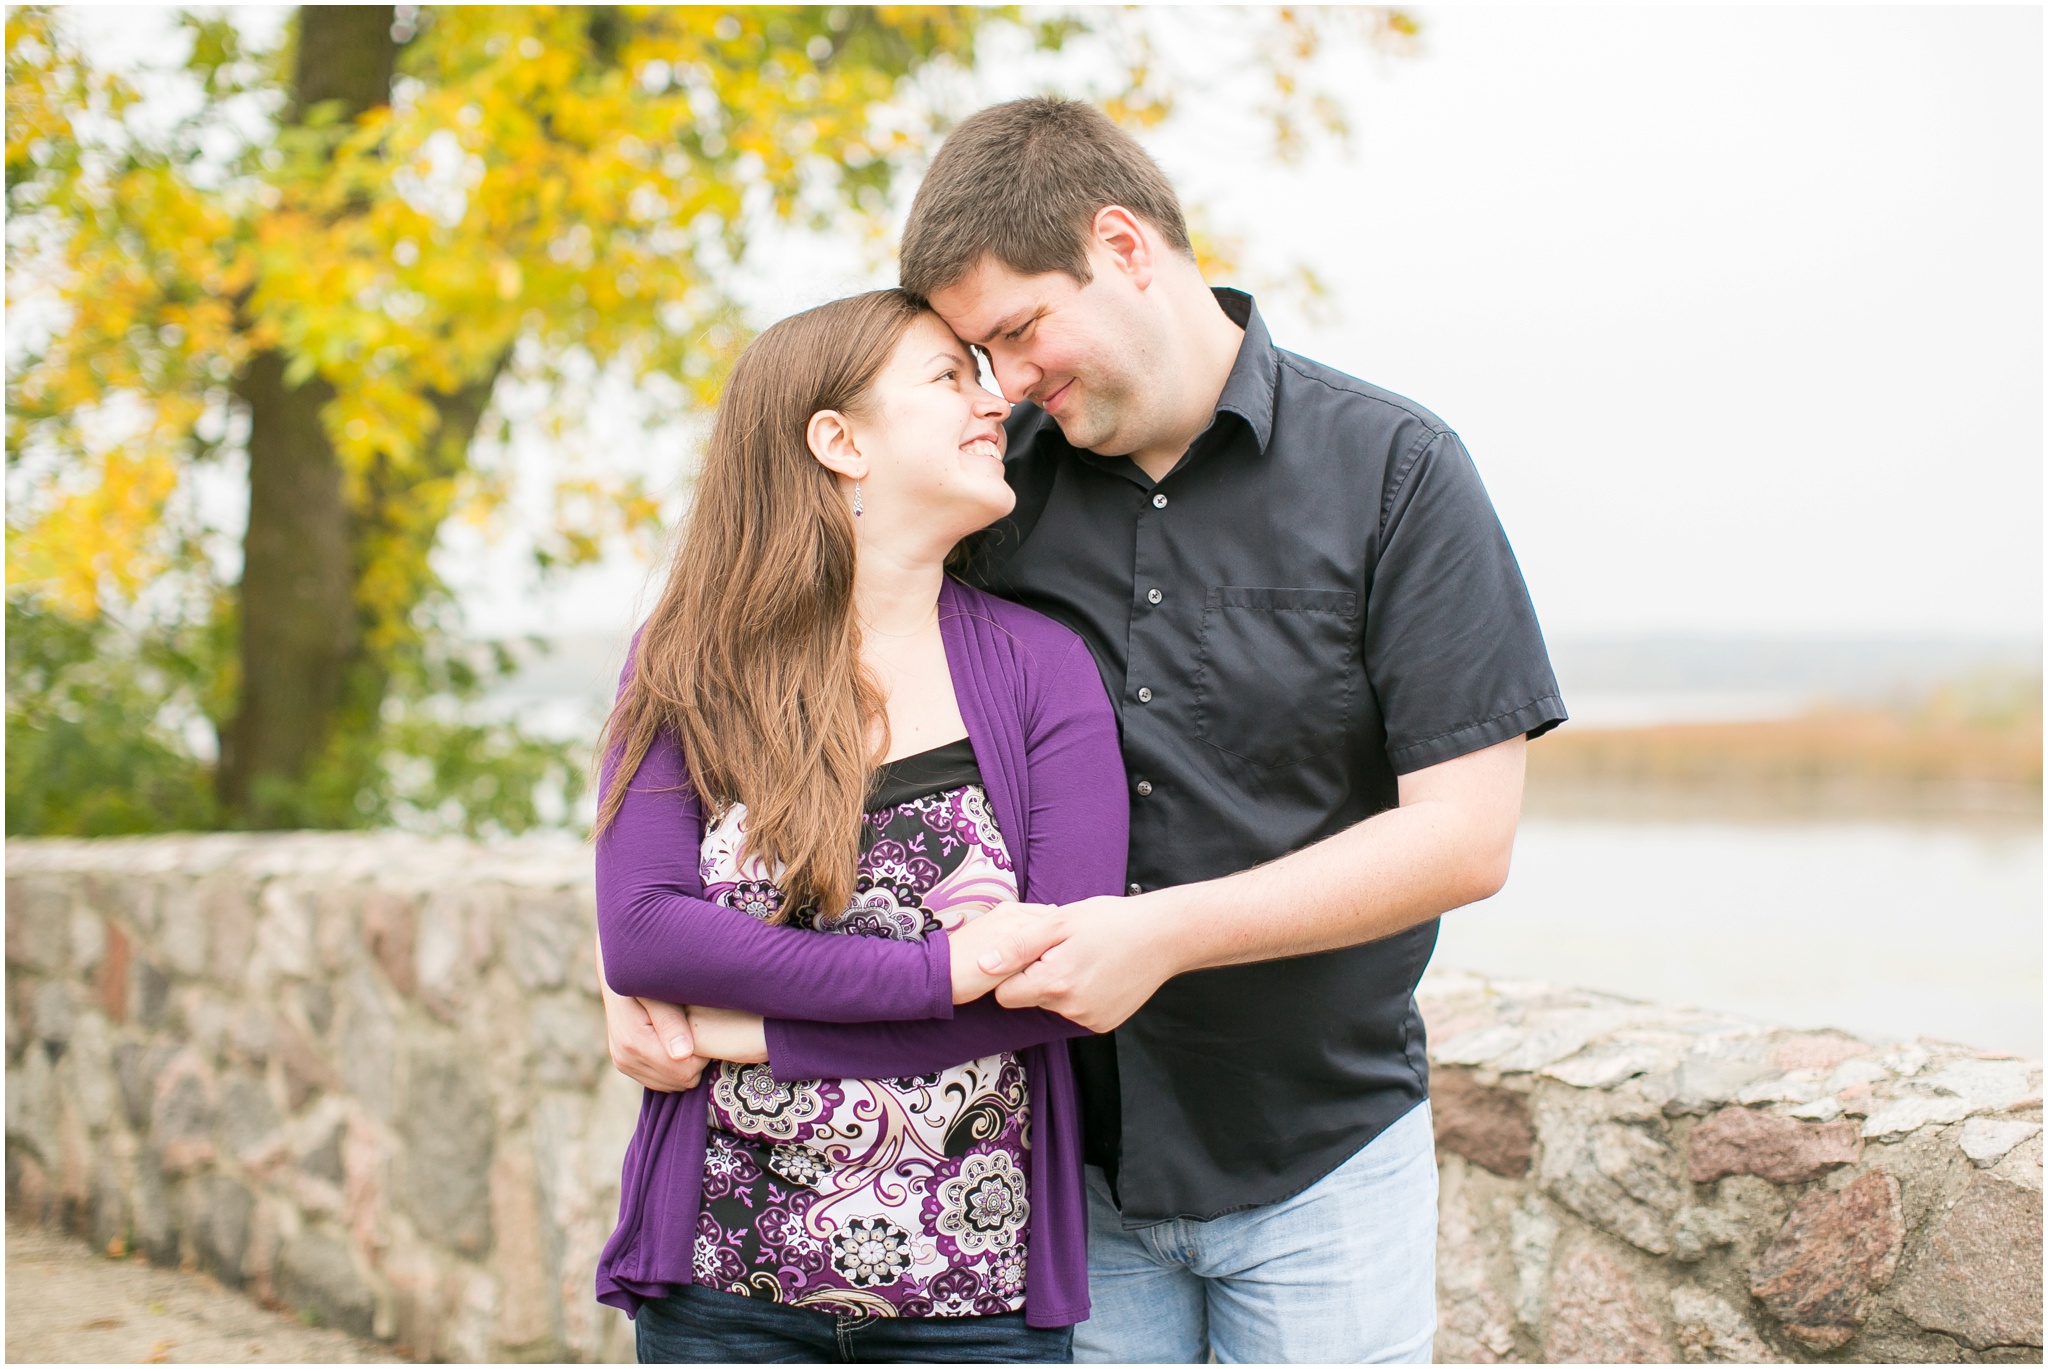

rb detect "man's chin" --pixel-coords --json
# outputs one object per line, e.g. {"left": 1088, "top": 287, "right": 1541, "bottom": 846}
{"left": 1047, "top": 405, "right": 1115, "bottom": 454}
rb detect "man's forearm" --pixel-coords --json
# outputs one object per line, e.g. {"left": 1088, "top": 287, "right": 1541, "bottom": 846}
{"left": 1141, "top": 781, "right": 1516, "bottom": 977}
{"left": 1155, "top": 735, "right": 1524, "bottom": 972}
{"left": 989, "top": 736, "right": 1526, "bottom": 1031}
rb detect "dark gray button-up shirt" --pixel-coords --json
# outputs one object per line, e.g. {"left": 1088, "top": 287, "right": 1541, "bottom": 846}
{"left": 963, "top": 289, "right": 1566, "bottom": 1224}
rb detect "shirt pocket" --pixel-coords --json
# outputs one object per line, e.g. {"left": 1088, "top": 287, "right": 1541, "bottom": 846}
{"left": 1192, "top": 586, "right": 1359, "bottom": 769}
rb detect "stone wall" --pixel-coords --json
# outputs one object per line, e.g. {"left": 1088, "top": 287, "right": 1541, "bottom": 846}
{"left": 6, "top": 834, "right": 636, "bottom": 1362}
{"left": 1420, "top": 970, "right": 2042, "bottom": 1363}
{"left": 6, "top": 834, "right": 2041, "bottom": 1363}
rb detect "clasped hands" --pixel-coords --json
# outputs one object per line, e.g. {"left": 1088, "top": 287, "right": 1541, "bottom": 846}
{"left": 598, "top": 894, "right": 1172, "bottom": 1094}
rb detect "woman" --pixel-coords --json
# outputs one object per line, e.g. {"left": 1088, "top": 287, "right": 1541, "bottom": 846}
{"left": 590, "top": 289, "right": 1128, "bottom": 1363}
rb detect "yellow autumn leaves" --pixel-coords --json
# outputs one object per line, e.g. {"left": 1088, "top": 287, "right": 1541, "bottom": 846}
{"left": 9, "top": 6, "right": 995, "bottom": 634}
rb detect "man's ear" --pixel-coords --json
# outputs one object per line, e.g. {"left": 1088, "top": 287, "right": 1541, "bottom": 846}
{"left": 805, "top": 409, "right": 869, "bottom": 480}
{"left": 1092, "top": 204, "right": 1156, "bottom": 291}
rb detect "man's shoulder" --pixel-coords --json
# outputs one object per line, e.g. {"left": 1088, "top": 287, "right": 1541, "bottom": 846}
{"left": 1270, "top": 348, "right": 1455, "bottom": 443}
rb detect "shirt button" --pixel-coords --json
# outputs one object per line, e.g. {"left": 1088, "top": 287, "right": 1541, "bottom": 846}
{"left": 1135, "top": 780, "right": 1153, "bottom": 797}
{"left": 1136, "top": 687, "right": 1153, "bottom": 703}
{"left": 1146, "top": 588, "right": 1163, "bottom": 605}
{"left": 1127, "top": 882, "right": 1143, "bottom": 896}
{"left": 1152, "top": 493, "right": 1168, "bottom": 509}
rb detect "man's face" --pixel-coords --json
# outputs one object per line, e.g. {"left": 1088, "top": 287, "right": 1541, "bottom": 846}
{"left": 925, "top": 245, "right": 1156, "bottom": 456}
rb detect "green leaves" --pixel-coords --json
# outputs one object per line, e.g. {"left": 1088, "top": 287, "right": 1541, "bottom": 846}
{"left": 4, "top": 598, "right": 222, "bottom": 836}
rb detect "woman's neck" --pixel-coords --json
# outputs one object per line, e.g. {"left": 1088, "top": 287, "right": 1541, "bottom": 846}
{"left": 852, "top": 532, "right": 965, "bottom": 763}
{"left": 852, "top": 540, "right": 946, "bottom": 638}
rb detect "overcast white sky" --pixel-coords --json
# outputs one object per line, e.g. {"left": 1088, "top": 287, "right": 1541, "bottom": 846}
{"left": 1182, "top": 5, "right": 2044, "bottom": 641}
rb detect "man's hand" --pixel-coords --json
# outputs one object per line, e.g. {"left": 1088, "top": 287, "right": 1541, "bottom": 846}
{"left": 989, "top": 895, "right": 1174, "bottom": 1032}
{"left": 595, "top": 933, "right": 708, "bottom": 1092}
{"left": 946, "top": 901, "right": 1070, "bottom": 1003}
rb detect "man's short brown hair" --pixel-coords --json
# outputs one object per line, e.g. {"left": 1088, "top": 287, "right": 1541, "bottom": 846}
{"left": 899, "top": 97, "right": 1192, "bottom": 301}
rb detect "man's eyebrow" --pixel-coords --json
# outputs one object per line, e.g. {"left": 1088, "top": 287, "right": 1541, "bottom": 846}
{"left": 969, "top": 309, "right": 1035, "bottom": 346}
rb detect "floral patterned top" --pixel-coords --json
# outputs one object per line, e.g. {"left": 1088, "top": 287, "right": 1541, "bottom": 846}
{"left": 695, "top": 738, "right": 1033, "bottom": 1319}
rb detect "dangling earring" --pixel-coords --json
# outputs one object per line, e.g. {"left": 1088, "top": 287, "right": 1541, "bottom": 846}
{"left": 852, "top": 481, "right": 864, "bottom": 519}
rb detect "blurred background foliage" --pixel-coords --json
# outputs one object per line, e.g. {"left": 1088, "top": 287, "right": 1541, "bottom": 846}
{"left": 5, "top": 4, "right": 1417, "bottom": 838}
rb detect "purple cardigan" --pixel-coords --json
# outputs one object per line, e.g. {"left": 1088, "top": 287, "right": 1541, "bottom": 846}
{"left": 593, "top": 577, "right": 1130, "bottom": 1328}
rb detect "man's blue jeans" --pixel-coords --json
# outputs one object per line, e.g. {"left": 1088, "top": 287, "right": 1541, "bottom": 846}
{"left": 1074, "top": 1100, "right": 1438, "bottom": 1364}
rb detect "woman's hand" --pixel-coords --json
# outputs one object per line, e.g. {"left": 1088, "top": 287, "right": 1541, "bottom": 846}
{"left": 595, "top": 933, "right": 709, "bottom": 1092}
{"left": 686, "top": 1004, "right": 769, "bottom": 1064}
{"left": 946, "top": 900, "right": 1069, "bottom": 1004}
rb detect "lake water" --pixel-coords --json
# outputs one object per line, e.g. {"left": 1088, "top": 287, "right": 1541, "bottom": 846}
{"left": 1436, "top": 816, "right": 2043, "bottom": 1058}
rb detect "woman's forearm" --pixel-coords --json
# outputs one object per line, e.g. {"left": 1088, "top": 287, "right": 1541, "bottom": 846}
{"left": 598, "top": 880, "right": 955, "bottom": 1022}
{"left": 686, "top": 1004, "right": 770, "bottom": 1063}
{"left": 765, "top": 998, "right": 1090, "bottom": 1081}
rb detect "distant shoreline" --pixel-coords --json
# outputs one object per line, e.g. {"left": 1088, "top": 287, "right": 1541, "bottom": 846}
{"left": 1522, "top": 776, "right": 2039, "bottom": 827}
{"left": 1528, "top": 702, "right": 2041, "bottom": 826}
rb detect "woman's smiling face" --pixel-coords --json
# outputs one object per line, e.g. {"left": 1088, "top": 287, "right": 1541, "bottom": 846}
{"left": 839, "top": 311, "right": 1016, "bottom": 547}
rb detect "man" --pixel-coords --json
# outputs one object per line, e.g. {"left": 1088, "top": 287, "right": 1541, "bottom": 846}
{"left": 603, "top": 98, "right": 1564, "bottom": 1363}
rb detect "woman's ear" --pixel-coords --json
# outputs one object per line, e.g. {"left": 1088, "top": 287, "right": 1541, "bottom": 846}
{"left": 805, "top": 409, "right": 869, "bottom": 480}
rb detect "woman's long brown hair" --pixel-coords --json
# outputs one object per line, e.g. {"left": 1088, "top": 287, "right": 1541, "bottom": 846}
{"left": 593, "top": 290, "right": 928, "bottom": 920}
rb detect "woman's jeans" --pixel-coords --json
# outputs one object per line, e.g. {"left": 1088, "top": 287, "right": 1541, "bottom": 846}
{"left": 1075, "top": 1099, "right": 1439, "bottom": 1364}
{"left": 635, "top": 1282, "right": 1075, "bottom": 1364}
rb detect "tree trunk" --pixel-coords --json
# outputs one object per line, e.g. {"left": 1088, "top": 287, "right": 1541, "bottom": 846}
{"left": 287, "top": 5, "right": 401, "bottom": 121}
{"left": 218, "top": 7, "right": 396, "bottom": 826}
{"left": 218, "top": 354, "right": 357, "bottom": 823}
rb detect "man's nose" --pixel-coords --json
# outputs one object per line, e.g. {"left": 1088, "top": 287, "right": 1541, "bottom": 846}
{"left": 987, "top": 351, "right": 1036, "bottom": 406}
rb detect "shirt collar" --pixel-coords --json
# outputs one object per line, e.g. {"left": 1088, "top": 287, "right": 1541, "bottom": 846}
{"left": 1210, "top": 288, "right": 1277, "bottom": 456}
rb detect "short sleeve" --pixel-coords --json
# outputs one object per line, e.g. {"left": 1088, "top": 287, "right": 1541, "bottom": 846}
{"left": 1365, "top": 429, "right": 1567, "bottom": 774}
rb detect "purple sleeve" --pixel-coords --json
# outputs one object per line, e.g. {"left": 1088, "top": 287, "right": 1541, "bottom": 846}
{"left": 767, "top": 998, "right": 1090, "bottom": 1081}
{"left": 594, "top": 718, "right": 954, "bottom": 1024}
{"left": 765, "top": 635, "right": 1129, "bottom": 1078}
